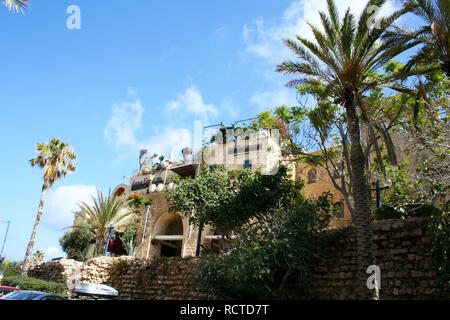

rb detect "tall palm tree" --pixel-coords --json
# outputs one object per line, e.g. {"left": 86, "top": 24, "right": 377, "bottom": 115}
{"left": 73, "top": 190, "right": 140, "bottom": 255}
{"left": 276, "top": 0, "right": 408, "bottom": 299}
{"left": 1, "top": 0, "right": 31, "bottom": 13}
{"left": 22, "top": 138, "right": 77, "bottom": 276}
{"left": 384, "top": 0, "right": 449, "bottom": 76}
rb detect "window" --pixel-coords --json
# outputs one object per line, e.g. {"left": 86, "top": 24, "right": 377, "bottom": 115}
{"left": 334, "top": 202, "right": 345, "bottom": 219}
{"left": 243, "top": 160, "right": 252, "bottom": 170}
{"left": 307, "top": 169, "right": 317, "bottom": 184}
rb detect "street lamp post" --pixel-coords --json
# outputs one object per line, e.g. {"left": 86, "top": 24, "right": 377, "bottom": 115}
{"left": 372, "top": 180, "right": 391, "bottom": 208}
{"left": 104, "top": 225, "right": 114, "bottom": 256}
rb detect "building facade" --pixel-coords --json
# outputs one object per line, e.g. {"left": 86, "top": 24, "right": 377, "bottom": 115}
{"left": 110, "top": 128, "right": 352, "bottom": 259}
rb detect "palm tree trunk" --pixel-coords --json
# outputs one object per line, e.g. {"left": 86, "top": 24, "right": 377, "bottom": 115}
{"left": 344, "top": 99, "right": 378, "bottom": 300}
{"left": 21, "top": 184, "right": 46, "bottom": 276}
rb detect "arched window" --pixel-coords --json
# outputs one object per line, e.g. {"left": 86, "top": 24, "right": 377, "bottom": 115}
{"left": 307, "top": 169, "right": 317, "bottom": 184}
{"left": 115, "top": 187, "right": 125, "bottom": 197}
{"left": 334, "top": 202, "right": 345, "bottom": 219}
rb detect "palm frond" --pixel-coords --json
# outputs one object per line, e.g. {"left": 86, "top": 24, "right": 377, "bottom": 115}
{"left": 2, "top": 0, "right": 31, "bottom": 13}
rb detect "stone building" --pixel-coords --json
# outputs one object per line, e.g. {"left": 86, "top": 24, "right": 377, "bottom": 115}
{"left": 110, "top": 127, "right": 352, "bottom": 259}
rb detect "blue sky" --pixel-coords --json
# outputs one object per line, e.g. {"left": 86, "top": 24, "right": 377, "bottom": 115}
{"left": 0, "top": 0, "right": 421, "bottom": 262}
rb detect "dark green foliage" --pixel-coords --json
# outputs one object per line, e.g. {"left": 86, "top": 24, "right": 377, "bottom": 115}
{"left": 59, "top": 227, "right": 95, "bottom": 261}
{"left": 372, "top": 205, "right": 401, "bottom": 220}
{"left": 192, "top": 193, "right": 333, "bottom": 299}
{"left": 1, "top": 262, "right": 67, "bottom": 295}
{"left": 167, "top": 165, "right": 301, "bottom": 236}
{"left": 427, "top": 212, "right": 450, "bottom": 297}
{"left": 2, "top": 275, "right": 67, "bottom": 295}
{"left": 373, "top": 204, "right": 443, "bottom": 220}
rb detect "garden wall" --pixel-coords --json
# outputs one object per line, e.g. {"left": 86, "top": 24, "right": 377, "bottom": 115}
{"left": 29, "top": 217, "right": 443, "bottom": 299}
{"left": 300, "top": 217, "right": 440, "bottom": 299}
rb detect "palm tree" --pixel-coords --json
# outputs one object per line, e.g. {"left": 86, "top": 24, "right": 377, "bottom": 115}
{"left": 73, "top": 189, "right": 140, "bottom": 255}
{"left": 384, "top": 0, "right": 449, "bottom": 76}
{"left": 1, "top": 0, "right": 31, "bottom": 13}
{"left": 22, "top": 138, "right": 77, "bottom": 276}
{"left": 276, "top": 0, "right": 408, "bottom": 299}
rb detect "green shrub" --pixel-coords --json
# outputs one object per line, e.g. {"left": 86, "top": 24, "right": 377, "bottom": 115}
{"left": 192, "top": 193, "right": 333, "bottom": 299}
{"left": 2, "top": 275, "right": 67, "bottom": 296}
{"left": 373, "top": 204, "right": 443, "bottom": 220}
{"left": 372, "top": 205, "right": 401, "bottom": 220}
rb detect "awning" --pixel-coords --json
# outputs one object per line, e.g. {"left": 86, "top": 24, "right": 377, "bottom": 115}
{"left": 169, "top": 163, "right": 200, "bottom": 178}
{"left": 153, "top": 235, "right": 184, "bottom": 241}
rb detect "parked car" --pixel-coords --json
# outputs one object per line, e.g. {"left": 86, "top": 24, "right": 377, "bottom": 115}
{"left": 0, "top": 286, "right": 21, "bottom": 298}
{"left": 0, "top": 290, "right": 66, "bottom": 300}
{"left": 72, "top": 283, "right": 119, "bottom": 300}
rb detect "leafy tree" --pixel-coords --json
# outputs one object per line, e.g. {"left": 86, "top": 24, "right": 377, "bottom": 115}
{"left": 32, "top": 250, "right": 45, "bottom": 264}
{"left": 166, "top": 165, "right": 303, "bottom": 248}
{"left": 72, "top": 189, "right": 141, "bottom": 255}
{"left": 59, "top": 226, "right": 95, "bottom": 261}
{"left": 194, "top": 192, "right": 333, "bottom": 299}
{"left": 22, "top": 138, "right": 77, "bottom": 276}
{"left": 275, "top": 0, "right": 409, "bottom": 299}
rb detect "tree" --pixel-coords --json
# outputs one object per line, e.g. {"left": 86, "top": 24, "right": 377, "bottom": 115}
{"left": 275, "top": 0, "right": 408, "bottom": 299}
{"left": 22, "top": 138, "right": 77, "bottom": 276}
{"left": 194, "top": 190, "right": 333, "bottom": 299}
{"left": 73, "top": 189, "right": 141, "bottom": 255}
{"left": 166, "top": 165, "right": 303, "bottom": 250}
{"left": 59, "top": 225, "right": 95, "bottom": 261}
{"left": 1, "top": 0, "right": 30, "bottom": 13}
{"left": 32, "top": 250, "right": 44, "bottom": 265}
{"left": 384, "top": 0, "right": 450, "bottom": 76}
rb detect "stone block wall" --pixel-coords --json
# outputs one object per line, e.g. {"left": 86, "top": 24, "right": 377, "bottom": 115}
{"left": 29, "top": 217, "right": 444, "bottom": 300}
{"left": 299, "top": 217, "right": 441, "bottom": 299}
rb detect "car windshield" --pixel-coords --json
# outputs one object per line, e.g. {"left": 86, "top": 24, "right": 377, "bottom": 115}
{"left": 1, "top": 291, "right": 41, "bottom": 300}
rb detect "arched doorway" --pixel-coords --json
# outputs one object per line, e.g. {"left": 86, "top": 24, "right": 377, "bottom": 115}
{"left": 153, "top": 213, "right": 184, "bottom": 257}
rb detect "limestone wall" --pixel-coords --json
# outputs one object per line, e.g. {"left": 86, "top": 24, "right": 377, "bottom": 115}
{"left": 29, "top": 217, "right": 444, "bottom": 300}
{"left": 299, "top": 217, "right": 441, "bottom": 299}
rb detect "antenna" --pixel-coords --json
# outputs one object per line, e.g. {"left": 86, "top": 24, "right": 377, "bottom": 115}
{"left": 232, "top": 117, "right": 258, "bottom": 126}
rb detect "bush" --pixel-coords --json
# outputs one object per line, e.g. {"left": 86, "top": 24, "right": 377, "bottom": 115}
{"left": 373, "top": 204, "right": 443, "bottom": 220}
{"left": 1, "top": 262, "right": 67, "bottom": 295}
{"left": 372, "top": 205, "right": 401, "bottom": 220}
{"left": 192, "top": 193, "right": 333, "bottom": 299}
{"left": 59, "top": 227, "right": 95, "bottom": 261}
{"left": 1, "top": 275, "right": 67, "bottom": 296}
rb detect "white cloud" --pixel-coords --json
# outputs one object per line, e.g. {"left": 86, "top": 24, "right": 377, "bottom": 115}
{"left": 242, "top": 0, "right": 398, "bottom": 112}
{"left": 104, "top": 86, "right": 219, "bottom": 161}
{"left": 166, "top": 85, "right": 218, "bottom": 121}
{"left": 42, "top": 184, "right": 97, "bottom": 230}
{"left": 242, "top": 0, "right": 398, "bottom": 65}
{"left": 104, "top": 99, "right": 144, "bottom": 149}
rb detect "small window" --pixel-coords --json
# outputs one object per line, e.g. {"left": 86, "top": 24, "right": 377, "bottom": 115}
{"left": 334, "top": 202, "right": 345, "bottom": 219}
{"left": 307, "top": 169, "right": 317, "bottom": 184}
{"left": 243, "top": 160, "right": 252, "bottom": 170}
